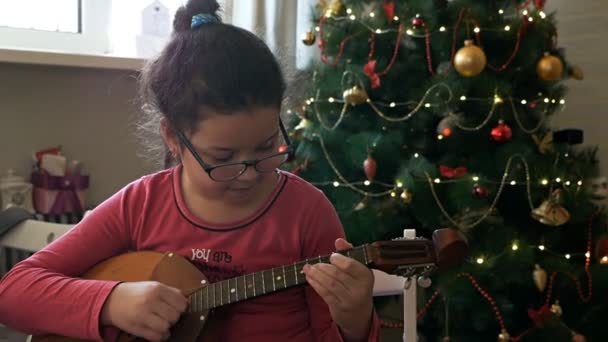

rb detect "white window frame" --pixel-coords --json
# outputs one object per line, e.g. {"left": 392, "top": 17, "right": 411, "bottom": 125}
{"left": 0, "top": 0, "right": 112, "bottom": 55}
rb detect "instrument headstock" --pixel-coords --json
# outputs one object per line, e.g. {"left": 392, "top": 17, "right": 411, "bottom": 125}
{"left": 366, "top": 228, "right": 468, "bottom": 277}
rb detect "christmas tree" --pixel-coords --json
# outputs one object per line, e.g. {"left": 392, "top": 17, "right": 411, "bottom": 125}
{"left": 285, "top": 0, "right": 608, "bottom": 341}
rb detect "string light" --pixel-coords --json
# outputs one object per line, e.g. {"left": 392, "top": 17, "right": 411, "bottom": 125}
{"left": 460, "top": 95, "right": 467, "bottom": 101}
{"left": 396, "top": 181, "right": 404, "bottom": 188}
{"left": 510, "top": 180, "right": 517, "bottom": 185}
{"left": 333, "top": 181, "right": 340, "bottom": 187}
{"left": 539, "top": 11, "right": 547, "bottom": 19}
{"left": 472, "top": 176, "right": 480, "bottom": 182}
{"left": 498, "top": 9, "right": 504, "bottom": 14}
{"left": 474, "top": 27, "right": 481, "bottom": 33}
{"left": 560, "top": 99, "right": 566, "bottom": 105}
{"left": 565, "top": 254, "right": 571, "bottom": 259}
{"left": 578, "top": 180, "right": 583, "bottom": 186}
{"left": 521, "top": 99, "right": 527, "bottom": 104}
{"left": 434, "top": 178, "right": 441, "bottom": 184}
{"left": 406, "top": 29, "right": 414, "bottom": 35}
{"left": 369, "top": 12, "right": 375, "bottom": 18}
{"left": 439, "top": 26, "right": 446, "bottom": 32}
{"left": 541, "top": 179, "right": 549, "bottom": 185}
{"left": 393, "top": 16, "right": 399, "bottom": 21}
{"left": 504, "top": 25, "right": 511, "bottom": 31}
{"left": 375, "top": 28, "right": 382, "bottom": 34}
{"left": 346, "top": 8, "right": 352, "bottom": 14}
{"left": 602, "top": 256, "right": 608, "bottom": 263}
{"left": 522, "top": 9, "right": 529, "bottom": 15}
{"left": 528, "top": 17, "right": 534, "bottom": 22}
{"left": 349, "top": 14, "right": 356, "bottom": 20}
{"left": 512, "top": 242, "right": 519, "bottom": 251}
{"left": 539, "top": 245, "right": 546, "bottom": 251}
{"left": 364, "top": 180, "right": 371, "bottom": 186}
{"left": 476, "top": 257, "right": 485, "bottom": 264}
{"left": 414, "top": 153, "right": 420, "bottom": 158}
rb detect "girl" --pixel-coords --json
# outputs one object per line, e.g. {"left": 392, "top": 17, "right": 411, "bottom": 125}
{"left": 0, "top": 0, "right": 379, "bottom": 341}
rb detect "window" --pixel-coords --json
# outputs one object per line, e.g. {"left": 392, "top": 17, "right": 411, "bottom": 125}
{"left": 0, "top": 0, "right": 81, "bottom": 33}
{"left": 0, "top": 0, "right": 112, "bottom": 55}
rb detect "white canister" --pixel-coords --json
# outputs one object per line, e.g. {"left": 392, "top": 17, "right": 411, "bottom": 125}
{"left": 0, "top": 169, "right": 34, "bottom": 213}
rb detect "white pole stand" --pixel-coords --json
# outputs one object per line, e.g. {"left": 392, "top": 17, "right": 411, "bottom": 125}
{"left": 403, "top": 229, "right": 417, "bottom": 342}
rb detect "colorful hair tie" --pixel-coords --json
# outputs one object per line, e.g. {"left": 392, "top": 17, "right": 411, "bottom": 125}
{"left": 191, "top": 13, "right": 220, "bottom": 29}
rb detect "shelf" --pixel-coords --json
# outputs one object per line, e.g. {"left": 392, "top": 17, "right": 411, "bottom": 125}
{"left": 0, "top": 47, "right": 146, "bottom": 71}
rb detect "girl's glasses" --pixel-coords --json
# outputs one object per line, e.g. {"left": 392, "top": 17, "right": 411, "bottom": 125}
{"left": 174, "top": 119, "right": 294, "bottom": 182}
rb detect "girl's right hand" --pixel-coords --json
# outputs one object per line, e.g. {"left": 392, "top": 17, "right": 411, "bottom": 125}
{"left": 100, "top": 281, "right": 188, "bottom": 342}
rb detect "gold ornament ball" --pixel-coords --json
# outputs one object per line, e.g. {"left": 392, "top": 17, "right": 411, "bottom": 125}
{"left": 550, "top": 300, "right": 563, "bottom": 317}
{"left": 343, "top": 86, "right": 369, "bottom": 105}
{"left": 454, "top": 40, "right": 487, "bottom": 77}
{"left": 301, "top": 31, "right": 316, "bottom": 46}
{"left": 536, "top": 53, "right": 564, "bottom": 81}
{"left": 498, "top": 330, "right": 510, "bottom": 342}
{"left": 401, "top": 189, "right": 413, "bottom": 204}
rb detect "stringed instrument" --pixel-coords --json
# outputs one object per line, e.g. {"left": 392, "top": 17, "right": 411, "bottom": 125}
{"left": 32, "top": 228, "right": 467, "bottom": 342}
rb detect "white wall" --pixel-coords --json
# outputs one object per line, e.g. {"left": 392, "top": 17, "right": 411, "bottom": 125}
{"left": 548, "top": 0, "right": 608, "bottom": 174}
{"left": 0, "top": 63, "right": 156, "bottom": 207}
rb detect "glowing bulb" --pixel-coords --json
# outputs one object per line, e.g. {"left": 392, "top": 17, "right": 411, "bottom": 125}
{"left": 333, "top": 181, "right": 340, "bottom": 187}
{"left": 406, "top": 29, "right": 414, "bottom": 35}
{"left": 309, "top": 97, "right": 315, "bottom": 102}
{"left": 439, "top": 26, "right": 446, "bottom": 32}
{"left": 425, "top": 103, "right": 431, "bottom": 108}
{"left": 602, "top": 256, "right": 608, "bottom": 264}
{"left": 369, "top": 12, "right": 375, "bottom": 17}
{"left": 498, "top": 9, "right": 504, "bottom": 14}
{"left": 349, "top": 14, "right": 356, "bottom": 20}
{"left": 541, "top": 179, "right": 549, "bottom": 185}
{"left": 472, "top": 176, "right": 480, "bottom": 182}
{"left": 538, "top": 245, "right": 545, "bottom": 251}
{"left": 585, "top": 252, "right": 591, "bottom": 258}
{"left": 528, "top": 17, "right": 534, "bottom": 22}
{"left": 512, "top": 243, "right": 519, "bottom": 251}
{"left": 434, "top": 178, "right": 441, "bottom": 184}
{"left": 390, "top": 102, "right": 396, "bottom": 107}
{"left": 560, "top": 99, "right": 566, "bottom": 105}
{"left": 393, "top": 16, "right": 399, "bottom": 21}
{"left": 578, "top": 180, "right": 583, "bottom": 186}
{"left": 390, "top": 192, "right": 397, "bottom": 198}
{"left": 551, "top": 99, "right": 556, "bottom": 103}
{"left": 565, "top": 181, "right": 571, "bottom": 186}
{"left": 375, "top": 28, "right": 382, "bottom": 34}
{"left": 522, "top": 10, "right": 529, "bottom": 15}
{"left": 315, "top": 26, "right": 320, "bottom": 32}
{"left": 346, "top": 8, "right": 352, "bottom": 14}
{"left": 494, "top": 95, "right": 504, "bottom": 104}
{"left": 396, "top": 182, "right": 403, "bottom": 188}
{"left": 328, "top": 97, "right": 335, "bottom": 103}
{"left": 476, "top": 257, "right": 485, "bottom": 264}
{"left": 460, "top": 95, "right": 467, "bottom": 101}
{"left": 474, "top": 27, "right": 480, "bottom": 33}
{"left": 565, "top": 254, "right": 571, "bottom": 259}
{"left": 504, "top": 25, "right": 511, "bottom": 31}
{"left": 414, "top": 153, "right": 420, "bottom": 158}
{"left": 364, "top": 180, "right": 371, "bottom": 186}
{"left": 555, "top": 177, "right": 562, "bottom": 183}
{"left": 510, "top": 180, "right": 517, "bottom": 186}
{"left": 544, "top": 98, "right": 550, "bottom": 103}
{"left": 437, "top": 134, "right": 444, "bottom": 140}
{"left": 539, "top": 11, "right": 547, "bottom": 19}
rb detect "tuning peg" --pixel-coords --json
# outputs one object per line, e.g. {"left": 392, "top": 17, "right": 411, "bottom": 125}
{"left": 417, "top": 276, "right": 432, "bottom": 288}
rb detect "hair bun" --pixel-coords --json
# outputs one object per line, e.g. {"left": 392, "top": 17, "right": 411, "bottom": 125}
{"left": 173, "top": 0, "right": 221, "bottom": 33}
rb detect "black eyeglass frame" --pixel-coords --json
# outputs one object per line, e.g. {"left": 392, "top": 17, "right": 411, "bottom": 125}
{"left": 173, "top": 118, "right": 294, "bottom": 182}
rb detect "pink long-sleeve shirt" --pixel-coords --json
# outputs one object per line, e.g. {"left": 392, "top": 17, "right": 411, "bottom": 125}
{"left": 0, "top": 166, "right": 380, "bottom": 341}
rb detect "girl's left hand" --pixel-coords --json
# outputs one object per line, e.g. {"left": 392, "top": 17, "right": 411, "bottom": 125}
{"left": 303, "top": 238, "right": 374, "bottom": 342}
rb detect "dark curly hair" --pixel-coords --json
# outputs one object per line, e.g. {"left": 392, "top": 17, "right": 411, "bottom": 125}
{"left": 137, "top": 0, "right": 286, "bottom": 168}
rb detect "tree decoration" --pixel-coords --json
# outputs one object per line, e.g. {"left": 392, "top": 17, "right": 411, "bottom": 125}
{"left": 531, "top": 189, "right": 570, "bottom": 226}
{"left": 536, "top": 52, "right": 564, "bottom": 81}
{"left": 490, "top": 120, "right": 513, "bottom": 143}
{"left": 550, "top": 300, "right": 563, "bottom": 317}
{"left": 595, "top": 235, "right": 608, "bottom": 264}
{"left": 343, "top": 86, "right": 368, "bottom": 105}
{"left": 454, "top": 40, "right": 487, "bottom": 77}
{"left": 472, "top": 184, "right": 489, "bottom": 198}
{"left": 440, "top": 165, "right": 468, "bottom": 178}
{"left": 301, "top": 31, "right": 316, "bottom": 46}
{"left": 382, "top": 1, "right": 395, "bottom": 21}
{"left": 363, "top": 154, "right": 377, "bottom": 181}
{"left": 412, "top": 14, "right": 425, "bottom": 29}
{"left": 533, "top": 264, "right": 548, "bottom": 292}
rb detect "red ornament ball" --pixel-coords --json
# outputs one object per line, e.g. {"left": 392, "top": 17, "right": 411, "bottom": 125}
{"left": 490, "top": 121, "right": 513, "bottom": 143}
{"left": 473, "top": 184, "right": 489, "bottom": 198}
{"left": 412, "top": 15, "right": 425, "bottom": 28}
{"left": 572, "top": 334, "right": 586, "bottom": 342}
{"left": 363, "top": 155, "right": 377, "bottom": 181}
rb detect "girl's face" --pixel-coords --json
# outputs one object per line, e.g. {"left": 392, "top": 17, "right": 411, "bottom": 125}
{"left": 176, "top": 107, "right": 284, "bottom": 206}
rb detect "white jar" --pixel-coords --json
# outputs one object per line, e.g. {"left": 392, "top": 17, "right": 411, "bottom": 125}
{"left": 0, "top": 169, "right": 34, "bottom": 213}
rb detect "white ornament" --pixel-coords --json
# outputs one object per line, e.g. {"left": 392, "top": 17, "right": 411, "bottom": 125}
{"left": 0, "top": 169, "right": 34, "bottom": 213}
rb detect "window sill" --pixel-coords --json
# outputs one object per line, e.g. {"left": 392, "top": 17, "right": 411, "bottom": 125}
{"left": 0, "top": 47, "right": 145, "bottom": 71}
